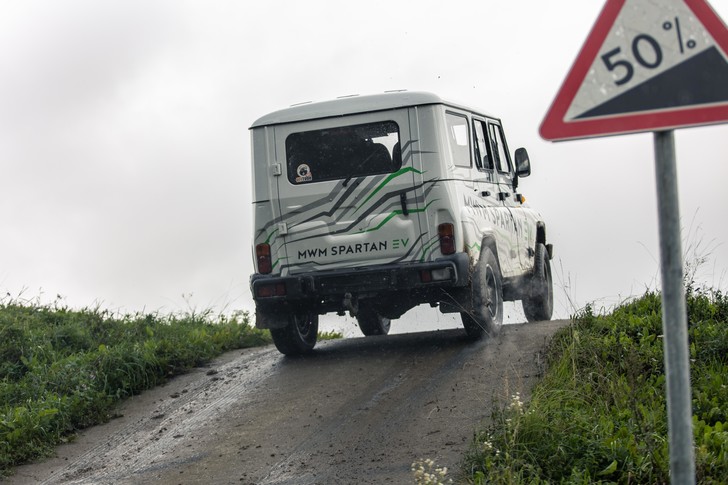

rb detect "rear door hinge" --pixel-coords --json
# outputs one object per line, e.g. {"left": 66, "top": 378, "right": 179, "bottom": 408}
{"left": 272, "top": 163, "right": 282, "bottom": 176}
{"left": 277, "top": 222, "right": 288, "bottom": 235}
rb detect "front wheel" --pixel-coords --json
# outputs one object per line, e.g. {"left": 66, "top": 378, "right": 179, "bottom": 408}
{"left": 270, "top": 311, "right": 319, "bottom": 355}
{"left": 461, "top": 247, "right": 503, "bottom": 339}
{"left": 522, "top": 243, "right": 553, "bottom": 322}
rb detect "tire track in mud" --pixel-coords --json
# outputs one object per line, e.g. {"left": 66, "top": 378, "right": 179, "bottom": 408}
{"left": 30, "top": 347, "right": 281, "bottom": 485}
{"left": 10, "top": 320, "right": 569, "bottom": 485}
{"left": 257, "top": 339, "right": 486, "bottom": 485}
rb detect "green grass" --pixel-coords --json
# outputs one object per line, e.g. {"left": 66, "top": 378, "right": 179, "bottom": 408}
{"left": 464, "top": 287, "right": 728, "bottom": 484}
{"left": 0, "top": 302, "right": 275, "bottom": 475}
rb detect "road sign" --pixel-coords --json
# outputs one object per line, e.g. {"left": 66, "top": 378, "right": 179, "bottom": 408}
{"left": 540, "top": 0, "right": 728, "bottom": 141}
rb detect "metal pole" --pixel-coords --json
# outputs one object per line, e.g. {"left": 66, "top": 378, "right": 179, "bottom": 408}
{"left": 653, "top": 130, "right": 695, "bottom": 484}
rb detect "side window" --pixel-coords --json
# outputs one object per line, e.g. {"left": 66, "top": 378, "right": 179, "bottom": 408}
{"left": 473, "top": 120, "right": 493, "bottom": 171}
{"left": 488, "top": 123, "right": 511, "bottom": 174}
{"left": 445, "top": 112, "right": 471, "bottom": 168}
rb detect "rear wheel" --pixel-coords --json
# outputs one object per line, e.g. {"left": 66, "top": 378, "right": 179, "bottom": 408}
{"left": 461, "top": 247, "right": 503, "bottom": 339}
{"left": 270, "top": 311, "right": 319, "bottom": 355}
{"left": 357, "top": 306, "right": 391, "bottom": 336}
{"left": 522, "top": 243, "right": 553, "bottom": 322}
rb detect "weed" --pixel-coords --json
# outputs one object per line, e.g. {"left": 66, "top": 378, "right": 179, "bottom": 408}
{"left": 412, "top": 458, "right": 453, "bottom": 485}
{"left": 0, "top": 303, "right": 271, "bottom": 476}
{"left": 317, "top": 330, "right": 344, "bottom": 341}
{"left": 464, "top": 288, "right": 728, "bottom": 483}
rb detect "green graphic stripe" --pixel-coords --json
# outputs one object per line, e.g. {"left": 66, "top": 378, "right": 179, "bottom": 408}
{"left": 355, "top": 167, "right": 425, "bottom": 212}
{"left": 264, "top": 228, "right": 278, "bottom": 245}
{"left": 466, "top": 242, "right": 481, "bottom": 252}
{"left": 359, "top": 199, "right": 437, "bottom": 234}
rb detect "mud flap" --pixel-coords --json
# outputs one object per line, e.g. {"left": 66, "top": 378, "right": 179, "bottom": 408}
{"left": 255, "top": 307, "right": 289, "bottom": 329}
{"left": 437, "top": 287, "right": 471, "bottom": 314}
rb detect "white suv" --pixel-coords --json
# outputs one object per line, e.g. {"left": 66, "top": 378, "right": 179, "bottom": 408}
{"left": 249, "top": 92, "right": 553, "bottom": 355}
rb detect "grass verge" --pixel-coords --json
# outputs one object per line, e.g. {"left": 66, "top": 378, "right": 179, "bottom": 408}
{"left": 464, "top": 287, "right": 727, "bottom": 483}
{"left": 0, "top": 302, "right": 275, "bottom": 476}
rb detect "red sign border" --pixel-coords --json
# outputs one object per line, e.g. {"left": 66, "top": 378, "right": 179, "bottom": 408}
{"left": 540, "top": 0, "right": 728, "bottom": 141}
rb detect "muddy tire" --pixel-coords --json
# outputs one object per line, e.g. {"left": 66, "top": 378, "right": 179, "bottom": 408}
{"left": 461, "top": 247, "right": 503, "bottom": 339}
{"left": 522, "top": 243, "right": 553, "bottom": 322}
{"left": 270, "top": 311, "right": 319, "bottom": 355}
{"left": 357, "top": 306, "right": 391, "bottom": 336}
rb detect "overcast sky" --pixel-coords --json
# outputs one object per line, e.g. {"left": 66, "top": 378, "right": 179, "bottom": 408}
{"left": 1, "top": 1, "right": 727, "bottom": 334}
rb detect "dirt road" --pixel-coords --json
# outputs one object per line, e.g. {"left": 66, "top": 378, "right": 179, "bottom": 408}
{"left": 9, "top": 320, "right": 569, "bottom": 485}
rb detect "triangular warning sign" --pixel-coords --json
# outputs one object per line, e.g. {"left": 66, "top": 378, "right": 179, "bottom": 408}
{"left": 540, "top": 0, "right": 728, "bottom": 141}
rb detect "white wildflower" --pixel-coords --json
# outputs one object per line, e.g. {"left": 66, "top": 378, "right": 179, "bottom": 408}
{"left": 412, "top": 457, "right": 453, "bottom": 484}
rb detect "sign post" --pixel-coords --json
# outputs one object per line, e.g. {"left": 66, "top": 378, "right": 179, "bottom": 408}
{"left": 653, "top": 129, "right": 694, "bottom": 483}
{"left": 540, "top": 0, "right": 728, "bottom": 482}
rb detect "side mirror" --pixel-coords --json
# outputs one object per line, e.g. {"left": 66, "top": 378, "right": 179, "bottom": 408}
{"left": 515, "top": 148, "right": 531, "bottom": 177}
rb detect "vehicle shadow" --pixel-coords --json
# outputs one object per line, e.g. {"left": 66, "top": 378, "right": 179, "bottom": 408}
{"left": 277, "top": 328, "right": 488, "bottom": 366}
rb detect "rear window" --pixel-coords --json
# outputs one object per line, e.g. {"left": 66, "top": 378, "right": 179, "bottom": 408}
{"left": 285, "top": 121, "right": 401, "bottom": 184}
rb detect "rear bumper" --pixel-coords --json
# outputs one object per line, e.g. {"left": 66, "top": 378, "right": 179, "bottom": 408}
{"left": 250, "top": 253, "right": 470, "bottom": 304}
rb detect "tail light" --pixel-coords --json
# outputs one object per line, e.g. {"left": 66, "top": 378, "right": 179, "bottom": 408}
{"left": 256, "top": 243, "right": 272, "bottom": 274}
{"left": 438, "top": 223, "right": 455, "bottom": 255}
{"left": 256, "top": 282, "right": 287, "bottom": 298}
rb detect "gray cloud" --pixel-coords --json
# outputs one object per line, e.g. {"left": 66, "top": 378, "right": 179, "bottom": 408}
{"left": 1, "top": 1, "right": 726, "bottom": 331}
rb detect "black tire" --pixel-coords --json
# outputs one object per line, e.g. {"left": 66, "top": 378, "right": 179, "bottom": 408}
{"left": 461, "top": 247, "right": 503, "bottom": 339}
{"left": 522, "top": 243, "right": 553, "bottom": 322}
{"left": 357, "top": 306, "right": 391, "bottom": 336}
{"left": 270, "top": 311, "right": 319, "bottom": 355}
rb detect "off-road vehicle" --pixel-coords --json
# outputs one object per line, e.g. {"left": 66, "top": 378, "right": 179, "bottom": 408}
{"left": 249, "top": 92, "right": 553, "bottom": 355}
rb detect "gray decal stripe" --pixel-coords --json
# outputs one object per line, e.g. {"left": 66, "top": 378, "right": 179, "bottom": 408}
{"left": 285, "top": 181, "right": 433, "bottom": 244}
{"left": 293, "top": 178, "right": 365, "bottom": 227}
{"left": 404, "top": 149, "right": 436, "bottom": 167}
{"left": 427, "top": 177, "right": 475, "bottom": 183}
{"left": 286, "top": 192, "right": 428, "bottom": 244}
{"left": 256, "top": 177, "right": 441, "bottom": 244}
{"left": 390, "top": 232, "right": 428, "bottom": 263}
{"left": 283, "top": 177, "right": 440, "bottom": 244}
{"left": 285, "top": 174, "right": 438, "bottom": 242}
{"left": 295, "top": 171, "right": 389, "bottom": 228}
{"left": 336, "top": 174, "right": 388, "bottom": 220}
{"left": 400, "top": 141, "right": 413, "bottom": 166}
{"left": 257, "top": 177, "right": 360, "bottom": 235}
{"left": 283, "top": 172, "right": 397, "bottom": 240}
{"left": 421, "top": 181, "right": 438, "bottom": 199}
{"left": 397, "top": 139, "right": 420, "bottom": 167}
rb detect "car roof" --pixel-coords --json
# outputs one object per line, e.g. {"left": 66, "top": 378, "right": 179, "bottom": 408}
{"left": 250, "top": 91, "right": 496, "bottom": 128}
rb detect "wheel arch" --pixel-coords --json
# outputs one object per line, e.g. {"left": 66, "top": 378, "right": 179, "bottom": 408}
{"left": 479, "top": 234, "right": 500, "bottom": 267}
{"left": 535, "top": 222, "right": 554, "bottom": 260}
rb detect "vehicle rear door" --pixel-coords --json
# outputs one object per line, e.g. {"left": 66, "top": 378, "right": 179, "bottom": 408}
{"left": 270, "top": 111, "right": 425, "bottom": 276}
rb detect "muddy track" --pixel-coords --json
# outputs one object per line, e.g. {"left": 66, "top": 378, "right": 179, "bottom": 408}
{"left": 8, "top": 320, "right": 569, "bottom": 485}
